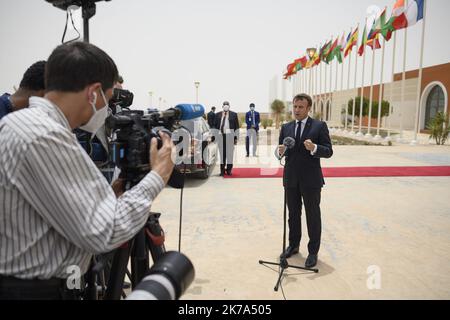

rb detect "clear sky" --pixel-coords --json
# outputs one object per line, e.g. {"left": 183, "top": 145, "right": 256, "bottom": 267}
{"left": 1, "top": 0, "right": 449, "bottom": 113}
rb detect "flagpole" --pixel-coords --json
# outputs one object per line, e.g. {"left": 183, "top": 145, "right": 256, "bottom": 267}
{"left": 357, "top": 47, "right": 366, "bottom": 136}
{"left": 342, "top": 35, "right": 348, "bottom": 132}
{"left": 386, "top": 32, "right": 397, "bottom": 141}
{"left": 298, "top": 72, "right": 301, "bottom": 95}
{"left": 312, "top": 56, "right": 316, "bottom": 114}
{"left": 350, "top": 49, "right": 357, "bottom": 135}
{"left": 375, "top": 37, "right": 386, "bottom": 140}
{"left": 332, "top": 59, "right": 336, "bottom": 128}
{"left": 345, "top": 39, "right": 351, "bottom": 133}
{"left": 302, "top": 68, "right": 305, "bottom": 94}
{"left": 320, "top": 55, "right": 323, "bottom": 120}
{"left": 335, "top": 57, "right": 340, "bottom": 130}
{"left": 357, "top": 20, "right": 368, "bottom": 136}
{"left": 351, "top": 24, "right": 360, "bottom": 135}
{"left": 398, "top": 0, "right": 408, "bottom": 143}
{"left": 316, "top": 62, "right": 319, "bottom": 111}
{"left": 366, "top": 43, "right": 377, "bottom": 138}
{"left": 329, "top": 51, "right": 333, "bottom": 122}
{"left": 411, "top": 0, "right": 427, "bottom": 145}
{"left": 293, "top": 74, "right": 297, "bottom": 98}
{"left": 302, "top": 70, "right": 304, "bottom": 94}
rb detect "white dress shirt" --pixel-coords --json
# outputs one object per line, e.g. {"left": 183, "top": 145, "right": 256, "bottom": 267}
{"left": 295, "top": 117, "right": 317, "bottom": 155}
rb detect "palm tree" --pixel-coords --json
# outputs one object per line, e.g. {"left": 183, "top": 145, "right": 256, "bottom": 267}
{"left": 271, "top": 99, "right": 286, "bottom": 129}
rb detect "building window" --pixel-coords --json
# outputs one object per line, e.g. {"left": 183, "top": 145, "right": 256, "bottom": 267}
{"left": 425, "top": 85, "right": 445, "bottom": 127}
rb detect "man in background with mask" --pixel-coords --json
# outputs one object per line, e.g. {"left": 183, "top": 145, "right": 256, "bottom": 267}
{"left": 245, "top": 103, "right": 260, "bottom": 157}
{"left": 0, "top": 42, "right": 174, "bottom": 300}
{"left": 214, "top": 101, "right": 240, "bottom": 176}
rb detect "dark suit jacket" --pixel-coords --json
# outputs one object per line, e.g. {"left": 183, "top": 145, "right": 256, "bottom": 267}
{"left": 214, "top": 111, "right": 240, "bottom": 131}
{"left": 245, "top": 111, "right": 260, "bottom": 131}
{"left": 207, "top": 111, "right": 216, "bottom": 128}
{"left": 279, "top": 117, "right": 333, "bottom": 189}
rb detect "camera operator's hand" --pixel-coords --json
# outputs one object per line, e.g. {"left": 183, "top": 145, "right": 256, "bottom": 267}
{"left": 278, "top": 145, "right": 285, "bottom": 157}
{"left": 112, "top": 179, "right": 125, "bottom": 198}
{"left": 150, "top": 132, "right": 174, "bottom": 185}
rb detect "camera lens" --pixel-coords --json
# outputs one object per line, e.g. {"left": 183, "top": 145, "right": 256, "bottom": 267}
{"left": 127, "top": 251, "right": 195, "bottom": 300}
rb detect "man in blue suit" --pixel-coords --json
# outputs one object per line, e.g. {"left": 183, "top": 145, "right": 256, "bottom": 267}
{"left": 278, "top": 93, "right": 333, "bottom": 268}
{"left": 245, "top": 103, "right": 260, "bottom": 157}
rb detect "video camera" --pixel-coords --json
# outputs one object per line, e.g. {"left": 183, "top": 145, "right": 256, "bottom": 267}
{"left": 105, "top": 99, "right": 205, "bottom": 187}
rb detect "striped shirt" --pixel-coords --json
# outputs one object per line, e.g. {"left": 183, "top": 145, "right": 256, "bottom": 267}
{"left": 0, "top": 97, "right": 165, "bottom": 279}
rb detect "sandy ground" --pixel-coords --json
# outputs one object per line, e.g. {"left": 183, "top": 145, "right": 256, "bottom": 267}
{"left": 145, "top": 142, "right": 450, "bottom": 300}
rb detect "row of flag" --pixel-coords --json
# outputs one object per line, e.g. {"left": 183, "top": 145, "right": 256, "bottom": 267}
{"left": 283, "top": 0, "right": 425, "bottom": 79}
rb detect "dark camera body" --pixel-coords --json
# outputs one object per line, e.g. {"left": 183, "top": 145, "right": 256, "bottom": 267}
{"left": 106, "top": 109, "right": 184, "bottom": 188}
{"left": 106, "top": 110, "right": 156, "bottom": 183}
{"left": 45, "top": 0, "right": 111, "bottom": 11}
{"left": 109, "top": 88, "right": 133, "bottom": 114}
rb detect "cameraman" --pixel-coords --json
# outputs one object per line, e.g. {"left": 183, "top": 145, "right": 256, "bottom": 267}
{"left": 0, "top": 60, "right": 46, "bottom": 120}
{"left": 0, "top": 42, "right": 174, "bottom": 300}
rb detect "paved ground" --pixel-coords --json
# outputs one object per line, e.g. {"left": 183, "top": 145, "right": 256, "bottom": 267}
{"left": 147, "top": 136, "right": 450, "bottom": 300}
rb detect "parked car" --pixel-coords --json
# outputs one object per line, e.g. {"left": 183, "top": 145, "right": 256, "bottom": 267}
{"left": 174, "top": 117, "right": 217, "bottom": 179}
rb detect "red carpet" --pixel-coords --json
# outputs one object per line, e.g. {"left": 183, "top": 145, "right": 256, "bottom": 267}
{"left": 223, "top": 166, "right": 450, "bottom": 178}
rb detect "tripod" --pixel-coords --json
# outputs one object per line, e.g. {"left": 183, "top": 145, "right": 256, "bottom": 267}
{"left": 83, "top": 211, "right": 166, "bottom": 300}
{"left": 259, "top": 187, "right": 318, "bottom": 292}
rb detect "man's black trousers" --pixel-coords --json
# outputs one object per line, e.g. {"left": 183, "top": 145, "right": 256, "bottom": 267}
{"left": 285, "top": 186, "right": 322, "bottom": 255}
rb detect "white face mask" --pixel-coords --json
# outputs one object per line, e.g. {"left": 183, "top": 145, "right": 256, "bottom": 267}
{"left": 223, "top": 105, "right": 230, "bottom": 112}
{"left": 250, "top": 107, "right": 255, "bottom": 111}
{"left": 80, "top": 89, "right": 109, "bottom": 134}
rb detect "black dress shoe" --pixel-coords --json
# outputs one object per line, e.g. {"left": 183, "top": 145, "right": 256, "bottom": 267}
{"left": 226, "top": 170, "right": 232, "bottom": 176}
{"left": 220, "top": 172, "right": 225, "bottom": 176}
{"left": 280, "top": 245, "right": 299, "bottom": 259}
{"left": 305, "top": 254, "right": 318, "bottom": 268}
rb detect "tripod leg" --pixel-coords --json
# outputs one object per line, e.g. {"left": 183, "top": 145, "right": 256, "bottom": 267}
{"left": 83, "top": 260, "right": 98, "bottom": 300}
{"left": 146, "top": 212, "right": 166, "bottom": 262}
{"left": 131, "top": 229, "right": 149, "bottom": 288}
{"left": 104, "top": 243, "right": 131, "bottom": 300}
{"left": 274, "top": 266, "right": 286, "bottom": 292}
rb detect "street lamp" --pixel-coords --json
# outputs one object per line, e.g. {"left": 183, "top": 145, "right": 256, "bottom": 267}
{"left": 194, "top": 81, "right": 200, "bottom": 104}
{"left": 148, "top": 91, "right": 153, "bottom": 107}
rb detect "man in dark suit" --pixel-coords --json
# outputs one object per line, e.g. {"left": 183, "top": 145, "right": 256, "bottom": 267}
{"left": 214, "top": 101, "right": 240, "bottom": 176}
{"left": 207, "top": 106, "right": 216, "bottom": 128}
{"left": 245, "top": 103, "right": 260, "bottom": 157}
{"left": 278, "top": 93, "right": 333, "bottom": 268}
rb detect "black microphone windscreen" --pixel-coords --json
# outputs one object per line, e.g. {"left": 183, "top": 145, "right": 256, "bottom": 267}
{"left": 283, "top": 137, "right": 296, "bottom": 149}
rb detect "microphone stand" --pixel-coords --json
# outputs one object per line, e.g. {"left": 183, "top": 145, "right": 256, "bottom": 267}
{"left": 259, "top": 146, "right": 318, "bottom": 292}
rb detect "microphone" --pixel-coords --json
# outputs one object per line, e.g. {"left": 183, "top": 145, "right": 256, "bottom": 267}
{"left": 151, "top": 104, "right": 205, "bottom": 121}
{"left": 274, "top": 137, "right": 296, "bottom": 160}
